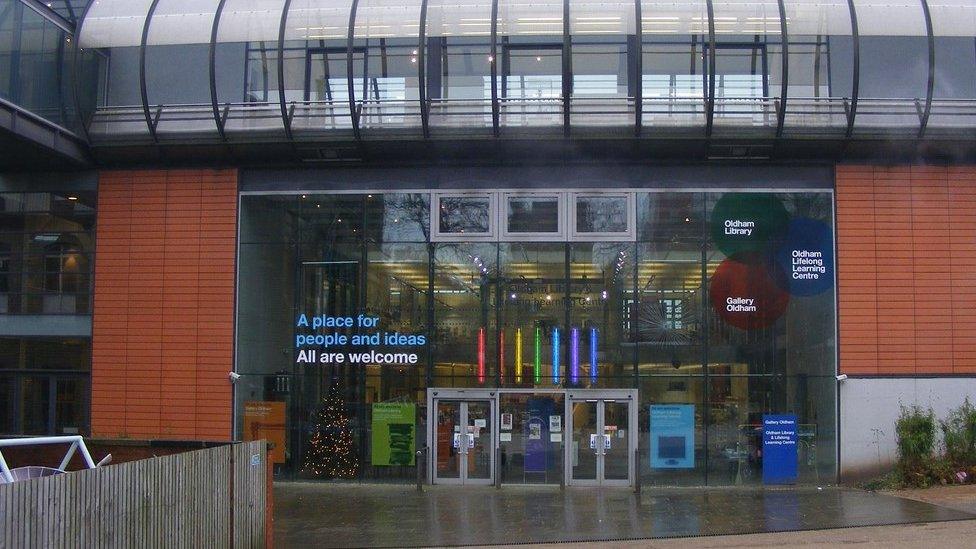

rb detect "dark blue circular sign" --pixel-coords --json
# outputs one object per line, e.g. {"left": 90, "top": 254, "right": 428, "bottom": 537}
{"left": 775, "top": 218, "right": 834, "bottom": 296}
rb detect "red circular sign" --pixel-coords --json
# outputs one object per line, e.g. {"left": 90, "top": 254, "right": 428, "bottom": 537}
{"left": 710, "top": 254, "right": 790, "bottom": 330}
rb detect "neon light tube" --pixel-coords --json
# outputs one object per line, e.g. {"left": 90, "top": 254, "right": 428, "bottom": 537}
{"left": 552, "top": 328, "right": 560, "bottom": 384}
{"left": 570, "top": 327, "right": 580, "bottom": 385}
{"left": 534, "top": 327, "right": 541, "bottom": 384}
{"left": 515, "top": 328, "right": 523, "bottom": 383}
{"left": 590, "top": 327, "right": 598, "bottom": 384}
{"left": 477, "top": 328, "right": 485, "bottom": 384}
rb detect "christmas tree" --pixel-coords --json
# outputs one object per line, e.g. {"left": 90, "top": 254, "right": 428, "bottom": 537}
{"left": 303, "top": 381, "right": 359, "bottom": 478}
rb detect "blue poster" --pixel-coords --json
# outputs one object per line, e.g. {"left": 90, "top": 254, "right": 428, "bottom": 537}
{"left": 650, "top": 405, "right": 695, "bottom": 469}
{"left": 524, "top": 398, "right": 552, "bottom": 473}
{"left": 762, "top": 414, "right": 798, "bottom": 484}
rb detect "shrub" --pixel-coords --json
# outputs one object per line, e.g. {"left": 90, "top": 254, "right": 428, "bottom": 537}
{"left": 895, "top": 406, "right": 936, "bottom": 487}
{"left": 941, "top": 398, "right": 976, "bottom": 468}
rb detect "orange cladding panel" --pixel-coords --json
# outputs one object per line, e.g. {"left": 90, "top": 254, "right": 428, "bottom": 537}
{"left": 837, "top": 164, "right": 976, "bottom": 375}
{"left": 91, "top": 169, "right": 237, "bottom": 440}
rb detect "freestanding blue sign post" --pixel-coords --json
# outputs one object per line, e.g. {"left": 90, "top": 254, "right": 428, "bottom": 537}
{"left": 762, "top": 414, "right": 798, "bottom": 484}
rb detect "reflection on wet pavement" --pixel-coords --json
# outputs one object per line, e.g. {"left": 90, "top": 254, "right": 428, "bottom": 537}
{"left": 274, "top": 484, "right": 975, "bottom": 548}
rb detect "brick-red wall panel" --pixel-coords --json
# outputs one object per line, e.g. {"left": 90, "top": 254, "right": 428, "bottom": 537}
{"left": 91, "top": 169, "right": 237, "bottom": 440}
{"left": 837, "top": 164, "right": 976, "bottom": 375}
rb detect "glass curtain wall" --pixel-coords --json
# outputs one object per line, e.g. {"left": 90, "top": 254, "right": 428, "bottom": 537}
{"left": 237, "top": 189, "right": 836, "bottom": 484}
{"left": 0, "top": 189, "right": 95, "bottom": 437}
{"left": 0, "top": 0, "right": 98, "bottom": 133}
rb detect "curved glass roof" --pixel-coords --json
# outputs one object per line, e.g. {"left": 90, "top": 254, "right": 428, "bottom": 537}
{"left": 78, "top": 0, "right": 976, "bottom": 49}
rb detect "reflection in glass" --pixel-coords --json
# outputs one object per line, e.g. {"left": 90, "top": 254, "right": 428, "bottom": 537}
{"left": 433, "top": 243, "right": 497, "bottom": 387}
{"left": 506, "top": 195, "right": 560, "bottom": 234}
{"left": 500, "top": 243, "right": 565, "bottom": 386}
{"left": 570, "top": 243, "right": 635, "bottom": 387}
{"left": 438, "top": 196, "right": 492, "bottom": 235}
{"left": 576, "top": 195, "right": 629, "bottom": 234}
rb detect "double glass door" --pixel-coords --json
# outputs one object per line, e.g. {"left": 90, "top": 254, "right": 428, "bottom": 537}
{"left": 433, "top": 400, "right": 495, "bottom": 485}
{"left": 568, "top": 394, "right": 635, "bottom": 486}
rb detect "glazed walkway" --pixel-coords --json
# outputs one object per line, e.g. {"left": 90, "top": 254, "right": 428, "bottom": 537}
{"left": 273, "top": 484, "right": 975, "bottom": 548}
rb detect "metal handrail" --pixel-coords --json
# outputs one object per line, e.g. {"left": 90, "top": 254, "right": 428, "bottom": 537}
{"left": 0, "top": 435, "right": 102, "bottom": 484}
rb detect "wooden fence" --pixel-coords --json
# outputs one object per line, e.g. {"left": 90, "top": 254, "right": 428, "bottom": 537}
{"left": 0, "top": 441, "right": 270, "bottom": 548}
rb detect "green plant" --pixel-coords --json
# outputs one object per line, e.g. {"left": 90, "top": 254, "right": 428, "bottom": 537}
{"left": 941, "top": 398, "right": 976, "bottom": 468}
{"left": 895, "top": 405, "right": 936, "bottom": 487}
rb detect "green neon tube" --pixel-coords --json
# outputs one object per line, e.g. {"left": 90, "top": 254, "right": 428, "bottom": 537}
{"left": 534, "top": 326, "right": 541, "bottom": 384}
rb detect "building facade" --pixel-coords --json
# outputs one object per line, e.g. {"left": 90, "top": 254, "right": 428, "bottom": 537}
{"left": 1, "top": 0, "right": 975, "bottom": 486}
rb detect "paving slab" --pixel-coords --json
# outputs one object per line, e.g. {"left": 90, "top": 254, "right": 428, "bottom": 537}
{"left": 274, "top": 483, "right": 975, "bottom": 548}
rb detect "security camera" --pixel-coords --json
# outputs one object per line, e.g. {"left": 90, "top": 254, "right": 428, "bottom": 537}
{"left": 229, "top": 372, "right": 241, "bottom": 382}
{"left": 835, "top": 374, "right": 848, "bottom": 381}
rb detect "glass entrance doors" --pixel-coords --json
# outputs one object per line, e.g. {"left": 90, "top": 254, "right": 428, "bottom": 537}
{"left": 432, "top": 399, "right": 495, "bottom": 485}
{"left": 566, "top": 390, "right": 636, "bottom": 486}
{"left": 428, "top": 388, "right": 635, "bottom": 486}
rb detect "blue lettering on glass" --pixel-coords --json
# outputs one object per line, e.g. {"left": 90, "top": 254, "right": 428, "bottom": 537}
{"left": 293, "top": 311, "right": 428, "bottom": 367}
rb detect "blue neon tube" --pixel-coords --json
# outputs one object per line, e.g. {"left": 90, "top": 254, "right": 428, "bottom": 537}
{"left": 590, "top": 327, "right": 598, "bottom": 384}
{"left": 570, "top": 327, "right": 579, "bottom": 385}
{"left": 552, "top": 328, "right": 560, "bottom": 384}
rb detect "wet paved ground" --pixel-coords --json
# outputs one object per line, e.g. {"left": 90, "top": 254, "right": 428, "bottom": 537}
{"left": 274, "top": 483, "right": 976, "bottom": 548}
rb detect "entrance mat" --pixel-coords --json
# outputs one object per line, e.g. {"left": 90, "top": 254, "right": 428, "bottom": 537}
{"left": 274, "top": 483, "right": 976, "bottom": 548}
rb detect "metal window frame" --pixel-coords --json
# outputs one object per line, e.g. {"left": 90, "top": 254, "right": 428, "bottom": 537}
{"left": 430, "top": 192, "right": 498, "bottom": 242}
{"left": 568, "top": 192, "right": 637, "bottom": 242}
{"left": 139, "top": 0, "right": 162, "bottom": 143}
{"left": 499, "top": 192, "right": 567, "bottom": 242}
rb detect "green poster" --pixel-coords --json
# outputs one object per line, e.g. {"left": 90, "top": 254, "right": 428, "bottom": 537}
{"left": 371, "top": 403, "right": 416, "bottom": 466}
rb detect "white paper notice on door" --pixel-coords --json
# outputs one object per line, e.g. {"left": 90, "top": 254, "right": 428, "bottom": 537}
{"left": 500, "top": 433, "right": 512, "bottom": 442}
{"left": 474, "top": 419, "right": 487, "bottom": 428}
{"left": 550, "top": 433, "right": 562, "bottom": 443}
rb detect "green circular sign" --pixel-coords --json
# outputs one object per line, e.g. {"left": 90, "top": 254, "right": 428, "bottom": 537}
{"left": 710, "top": 193, "right": 789, "bottom": 256}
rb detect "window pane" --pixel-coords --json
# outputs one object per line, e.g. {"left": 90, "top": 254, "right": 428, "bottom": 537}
{"left": 576, "top": 195, "right": 628, "bottom": 233}
{"left": 507, "top": 196, "right": 559, "bottom": 233}
{"left": 438, "top": 196, "right": 491, "bottom": 234}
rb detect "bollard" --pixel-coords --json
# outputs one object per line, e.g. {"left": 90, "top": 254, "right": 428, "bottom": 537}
{"left": 416, "top": 447, "right": 425, "bottom": 492}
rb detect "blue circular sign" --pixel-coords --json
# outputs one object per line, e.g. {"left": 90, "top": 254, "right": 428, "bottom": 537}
{"left": 775, "top": 218, "right": 834, "bottom": 296}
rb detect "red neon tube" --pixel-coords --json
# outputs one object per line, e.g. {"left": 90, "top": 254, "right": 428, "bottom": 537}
{"left": 478, "top": 328, "right": 486, "bottom": 383}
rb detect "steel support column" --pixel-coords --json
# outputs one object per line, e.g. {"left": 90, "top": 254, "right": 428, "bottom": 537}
{"left": 419, "top": 0, "right": 430, "bottom": 138}
{"left": 348, "top": 0, "right": 362, "bottom": 142}
{"left": 775, "top": 0, "right": 789, "bottom": 138}
{"left": 845, "top": 0, "right": 859, "bottom": 140}
{"left": 704, "top": 0, "right": 716, "bottom": 139}
{"left": 490, "top": 0, "right": 500, "bottom": 137}
{"left": 634, "top": 0, "right": 642, "bottom": 137}
{"left": 562, "top": 0, "right": 572, "bottom": 137}
{"left": 139, "top": 0, "right": 162, "bottom": 143}
{"left": 210, "top": 0, "right": 229, "bottom": 141}
{"left": 70, "top": 0, "right": 95, "bottom": 144}
{"left": 277, "top": 0, "right": 294, "bottom": 140}
{"left": 919, "top": 0, "right": 935, "bottom": 139}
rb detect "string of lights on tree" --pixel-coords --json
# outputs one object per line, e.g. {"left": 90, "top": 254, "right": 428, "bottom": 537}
{"left": 303, "top": 381, "right": 359, "bottom": 479}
